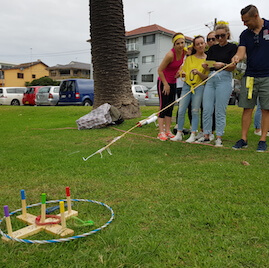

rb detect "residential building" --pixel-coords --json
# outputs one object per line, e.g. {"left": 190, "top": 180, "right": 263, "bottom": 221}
{"left": 47, "top": 61, "right": 91, "bottom": 80}
{"left": 0, "top": 61, "right": 16, "bottom": 86}
{"left": 0, "top": 60, "right": 49, "bottom": 87}
{"left": 126, "top": 24, "right": 192, "bottom": 89}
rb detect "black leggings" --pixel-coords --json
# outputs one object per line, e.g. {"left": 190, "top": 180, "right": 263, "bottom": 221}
{"left": 157, "top": 80, "right": 176, "bottom": 118}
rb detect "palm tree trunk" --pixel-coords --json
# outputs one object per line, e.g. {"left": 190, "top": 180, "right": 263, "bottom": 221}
{"left": 90, "top": 0, "right": 140, "bottom": 119}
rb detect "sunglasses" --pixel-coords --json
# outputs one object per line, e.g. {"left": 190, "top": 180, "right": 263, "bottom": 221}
{"left": 215, "top": 34, "right": 226, "bottom": 39}
{"left": 207, "top": 37, "right": 216, "bottom": 42}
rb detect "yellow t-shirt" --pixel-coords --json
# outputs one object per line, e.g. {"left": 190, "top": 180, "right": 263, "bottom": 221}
{"left": 181, "top": 55, "right": 208, "bottom": 90}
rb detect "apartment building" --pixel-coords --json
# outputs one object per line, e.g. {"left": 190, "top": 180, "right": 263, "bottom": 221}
{"left": 126, "top": 24, "right": 192, "bottom": 89}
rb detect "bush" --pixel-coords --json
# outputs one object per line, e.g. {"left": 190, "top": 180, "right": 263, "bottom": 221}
{"left": 26, "top": 76, "right": 60, "bottom": 86}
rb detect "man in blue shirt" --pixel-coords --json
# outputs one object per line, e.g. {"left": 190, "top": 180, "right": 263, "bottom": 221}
{"left": 232, "top": 5, "right": 269, "bottom": 152}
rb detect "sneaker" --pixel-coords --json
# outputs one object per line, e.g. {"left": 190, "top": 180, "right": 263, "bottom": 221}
{"left": 215, "top": 138, "right": 223, "bottom": 147}
{"left": 195, "top": 131, "right": 204, "bottom": 140}
{"left": 170, "top": 131, "right": 183, "bottom": 141}
{"left": 157, "top": 132, "right": 168, "bottom": 141}
{"left": 186, "top": 133, "right": 196, "bottom": 143}
{"left": 254, "top": 130, "right": 261, "bottom": 136}
{"left": 209, "top": 134, "right": 215, "bottom": 141}
{"left": 195, "top": 136, "right": 210, "bottom": 143}
{"left": 256, "top": 141, "right": 267, "bottom": 152}
{"left": 232, "top": 139, "right": 248, "bottom": 150}
{"left": 166, "top": 131, "right": 175, "bottom": 139}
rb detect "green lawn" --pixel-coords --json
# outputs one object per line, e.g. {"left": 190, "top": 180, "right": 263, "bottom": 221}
{"left": 0, "top": 105, "right": 269, "bottom": 267}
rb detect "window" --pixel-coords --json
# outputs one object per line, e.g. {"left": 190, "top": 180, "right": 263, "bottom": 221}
{"left": 17, "top": 73, "right": 24, "bottom": 79}
{"left": 32, "top": 74, "right": 36, "bottom": 79}
{"left": 16, "top": 88, "right": 26, "bottom": 93}
{"left": 142, "top": 55, "right": 155, "bottom": 64}
{"left": 142, "top": 74, "right": 154, "bottom": 82}
{"left": 7, "top": 88, "right": 16, "bottom": 93}
{"left": 143, "top": 34, "right": 155, "bottom": 45}
{"left": 130, "top": 75, "right": 137, "bottom": 83}
{"left": 59, "top": 69, "right": 70, "bottom": 76}
{"left": 126, "top": 38, "right": 138, "bottom": 51}
{"left": 50, "top": 71, "right": 57, "bottom": 77}
{"left": 60, "top": 80, "right": 75, "bottom": 92}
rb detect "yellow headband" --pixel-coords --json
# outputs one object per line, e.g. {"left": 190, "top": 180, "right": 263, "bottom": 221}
{"left": 172, "top": 34, "right": 185, "bottom": 44}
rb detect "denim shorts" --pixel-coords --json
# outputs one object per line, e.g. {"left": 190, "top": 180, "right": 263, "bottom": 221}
{"left": 239, "top": 77, "right": 269, "bottom": 109}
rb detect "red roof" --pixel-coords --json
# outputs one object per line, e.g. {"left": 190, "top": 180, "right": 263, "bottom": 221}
{"left": 126, "top": 24, "right": 192, "bottom": 41}
{"left": 126, "top": 24, "right": 175, "bottom": 37}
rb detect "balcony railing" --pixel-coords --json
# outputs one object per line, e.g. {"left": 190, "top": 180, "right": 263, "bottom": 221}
{"left": 126, "top": 43, "right": 139, "bottom": 53}
{"left": 128, "top": 62, "right": 139, "bottom": 70}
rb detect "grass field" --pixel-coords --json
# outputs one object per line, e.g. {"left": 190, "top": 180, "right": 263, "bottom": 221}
{"left": 0, "top": 105, "right": 269, "bottom": 267}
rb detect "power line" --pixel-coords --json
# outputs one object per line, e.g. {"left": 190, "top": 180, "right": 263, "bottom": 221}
{"left": 0, "top": 49, "right": 91, "bottom": 58}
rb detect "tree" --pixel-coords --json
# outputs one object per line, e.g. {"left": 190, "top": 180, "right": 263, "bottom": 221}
{"left": 90, "top": 0, "right": 140, "bottom": 119}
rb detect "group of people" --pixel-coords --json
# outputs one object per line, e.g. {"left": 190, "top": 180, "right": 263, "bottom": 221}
{"left": 156, "top": 4, "right": 269, "bottom": 152}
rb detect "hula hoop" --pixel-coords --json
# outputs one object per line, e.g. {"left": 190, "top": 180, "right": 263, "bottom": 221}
{"left": 0, "top": 199, "right": 114, "bottom": 244}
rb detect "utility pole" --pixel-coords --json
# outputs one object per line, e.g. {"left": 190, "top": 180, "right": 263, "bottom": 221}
{"left": 214, "top": 18, "right": 217, "bottom": 30}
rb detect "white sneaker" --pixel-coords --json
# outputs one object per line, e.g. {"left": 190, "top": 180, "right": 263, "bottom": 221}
{"left": 196, "top": 136, "right": 205, "bottom": 142}
{"left": 254, "top": 130, "right": 261, "bottom": 136}
{"left": 209, "top": 134, "right": 215, "bottom": 141}
{"left": 215, "top": 138, "right": 223, "bottom": 147}
{"left": 195, "top": 131, "right": 204, "bottom": 140}
{"left": 170, "top": 131, "right": 183, "bottom": 141}
{"left": 186, "top": 133, "right": 196, "bottom": 143}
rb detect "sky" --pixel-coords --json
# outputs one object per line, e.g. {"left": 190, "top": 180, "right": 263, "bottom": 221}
{"left": 0, "top": 0, "right": 268, "bottom": 67}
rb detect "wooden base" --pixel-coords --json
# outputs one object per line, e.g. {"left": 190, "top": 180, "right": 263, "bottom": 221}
{"left": 2, "top": 210, "right": 78, "bottom": 241}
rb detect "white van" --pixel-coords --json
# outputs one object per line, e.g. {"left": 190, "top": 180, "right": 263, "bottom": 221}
{"left": 0, "top": 87, "right": 26, "bottom": 105}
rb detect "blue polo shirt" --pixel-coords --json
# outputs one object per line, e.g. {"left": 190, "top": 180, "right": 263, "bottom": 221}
{"left": 239, "top": 18, "right": 269, "bottom": 77}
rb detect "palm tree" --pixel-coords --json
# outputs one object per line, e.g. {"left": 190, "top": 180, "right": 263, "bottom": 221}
{"left": 89, "top": 0, "right": 140, "bottom": 119}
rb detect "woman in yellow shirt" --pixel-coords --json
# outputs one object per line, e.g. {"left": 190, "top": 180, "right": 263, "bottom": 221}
{"left": 171, "top": 36, "right": 208, "bottom": 142}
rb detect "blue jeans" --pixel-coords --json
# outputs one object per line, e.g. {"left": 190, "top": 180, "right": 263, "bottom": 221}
{"left": 177, "top": 83, "right": 204, "bottom": 132}
{"left": 203, "top": 70, "right": 233, "bottom": 136}
{"left": 254, "top": 99, "right": 261, "bottom": 129}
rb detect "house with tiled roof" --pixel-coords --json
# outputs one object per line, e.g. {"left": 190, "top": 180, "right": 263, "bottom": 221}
{"left": 0, "top": 60, "right": 49, "bottom": 87}
{"left": 126, "top": 24, "right": 192, "bottom": 88}
{"left": 47, "top": 61, "right": 91, "bottom": 80}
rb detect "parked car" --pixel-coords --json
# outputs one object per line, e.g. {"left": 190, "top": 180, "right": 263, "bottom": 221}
{"left": 0, "top": 87, "right": 26, "bottom": 105}
{"left": 145, "top": 84, "right": 159, "bottom": 106}
{"left": 58, "top": 79, "right": 94, "bottom": 106}
{"left": 131, "top": 85, "right": 147, "bottom": 105}
{"left": 35, "top": 86, "right": 60, "bottom": 106}
{"left": 23, "top": 86, "right": 43, "bottom": 105}
{"left": 229, "top": 79, "right": 241, "bottom": 105}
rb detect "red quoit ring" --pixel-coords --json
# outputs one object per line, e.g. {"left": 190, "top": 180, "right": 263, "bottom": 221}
{"left": 35, "top": 215, "right": 61, "bottom": 225}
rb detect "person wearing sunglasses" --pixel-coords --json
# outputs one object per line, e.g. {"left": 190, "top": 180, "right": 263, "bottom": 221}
{"left": 206, "top": 31, "right": 217, "bottom": 50}
{"left": 232, "top": 5, "right": 269, "bottom": 152}
{"left": 200, "top": 23, "right": 237, "bottom": 147}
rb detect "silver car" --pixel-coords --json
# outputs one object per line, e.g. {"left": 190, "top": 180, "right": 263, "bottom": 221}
{"left": 145, "top": 85, "right": 159, "bottom": 106}
{"left": 131, "top": 85, "right": 147, "bottom": 105}
{"left": 35, "top": 86, "right": 60, "bottom": 106}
